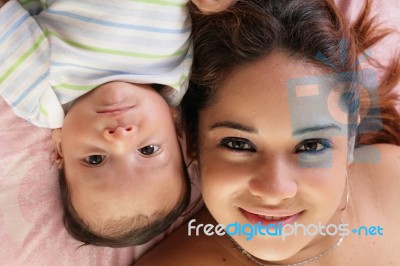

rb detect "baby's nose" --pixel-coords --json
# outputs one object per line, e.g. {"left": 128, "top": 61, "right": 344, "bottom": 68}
{"left": 104, "top": 125, "right": 136, "bottom": 139}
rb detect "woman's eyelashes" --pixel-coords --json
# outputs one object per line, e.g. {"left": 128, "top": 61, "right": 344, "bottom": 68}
{"left": 219, "top": 137, "right": 256, "bottom": 152}
{"left": 217, "top": 136, "right": 332, "bottom": 155}
{"left": 294, "top": 138, "right": 333, "bottom": 154}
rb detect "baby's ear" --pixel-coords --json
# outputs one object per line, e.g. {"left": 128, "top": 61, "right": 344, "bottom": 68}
{"left": 169, "top": 106, "right": 199, "bottom": 163}
{"left": 52, "top": 129, "right": 63, "bottom": 169}
{"left": 169, "top": 106, "right": 179, "bottom": 120}
{"left": 183, "top": 129, "right": 199, "bottom": 165}
{"left": 170, "top": 106, "right": 184, "bottom": 137}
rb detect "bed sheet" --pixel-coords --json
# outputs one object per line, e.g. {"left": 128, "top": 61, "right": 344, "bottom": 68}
{"left": 335, "top": 0, "right": 400, "bottom": 111}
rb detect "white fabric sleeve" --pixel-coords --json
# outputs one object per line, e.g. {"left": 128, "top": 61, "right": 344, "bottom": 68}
{"left": 0, "top": 0, "right": 64, "bottom": 128}
{"left": 17, "top": 0, "right": 44, "bottom": 15}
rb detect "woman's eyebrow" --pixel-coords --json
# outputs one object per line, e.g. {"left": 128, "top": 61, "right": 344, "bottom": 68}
{"left": 210, "top": 121, "right": 257, "bottom": 133}
{"left": 292, "top": 124, "right": 342, "bottom": 136}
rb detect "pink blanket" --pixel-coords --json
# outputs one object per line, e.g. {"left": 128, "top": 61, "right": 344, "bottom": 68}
{"left": 336, "top": 0, "right": 400, "bottom": 111}
{"left": 0, "top": 96, "right": 142, "bottom": 265}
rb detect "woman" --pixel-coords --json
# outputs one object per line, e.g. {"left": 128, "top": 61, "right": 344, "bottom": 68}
{"left": 137, "top": 0, "right": 400, "bottom": 265}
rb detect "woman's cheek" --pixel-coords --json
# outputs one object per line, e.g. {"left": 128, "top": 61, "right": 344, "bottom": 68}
{"left": 199, "top": 149, "right": 249, "bottom": 196}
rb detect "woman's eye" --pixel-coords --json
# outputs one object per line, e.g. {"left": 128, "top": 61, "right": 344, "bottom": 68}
{"left": 219, "top": 137, "right": 256, "bottom": 152}
{"left": 138, "top": 145, "right": 160, "bottom": 155}
{"left": 85, "top": 155, "right": 105, "bottom": 165}
{"left": 295, "top": 139, "right": 332, "bottom": 154}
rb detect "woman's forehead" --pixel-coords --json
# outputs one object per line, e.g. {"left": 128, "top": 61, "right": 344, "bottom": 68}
{"left": 205, "top": 53, "right": 350, "bottom": 137}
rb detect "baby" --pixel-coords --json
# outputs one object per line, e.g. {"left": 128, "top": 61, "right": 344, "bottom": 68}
{"left": 0, "top": 0, "right": 234, "bottom": 247}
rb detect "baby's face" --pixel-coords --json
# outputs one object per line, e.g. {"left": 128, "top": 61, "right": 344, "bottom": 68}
{"left": 52, "top": 82, "right": 185, "bottom": 228}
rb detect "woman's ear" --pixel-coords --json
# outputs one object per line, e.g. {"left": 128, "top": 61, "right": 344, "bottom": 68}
{"left": 52, "top": 129, "right": 63, "bottom": 169}
{"left": 347, "top": 113, "right": 361, "bottom": 165}
{"left": 347, "top": 135, "right": 356, "bottom": 165}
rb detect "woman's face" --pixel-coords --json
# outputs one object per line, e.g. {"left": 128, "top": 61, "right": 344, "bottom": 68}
{"left": 197, "top": 52, "right": 351, "bottom": 261}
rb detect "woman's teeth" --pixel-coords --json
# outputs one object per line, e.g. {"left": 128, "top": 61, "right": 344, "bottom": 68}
{"left": 257, "top": 215, "right": 290, "bottom": 220}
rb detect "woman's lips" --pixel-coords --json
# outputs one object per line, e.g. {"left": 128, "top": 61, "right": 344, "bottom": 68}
{"left": 240, "top": 208, "right": 302, "bottom": 227}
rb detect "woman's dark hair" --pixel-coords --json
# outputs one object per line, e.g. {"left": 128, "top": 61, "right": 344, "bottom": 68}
{"left": 58, "top": 159, "right": 192, "bottom": 248}
{"left": 182, "top": 0, "right": 400, "bottom": 154}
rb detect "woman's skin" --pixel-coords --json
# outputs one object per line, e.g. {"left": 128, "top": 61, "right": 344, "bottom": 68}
{"left": 136, "top": 53, "right": 400, "bottom": 265}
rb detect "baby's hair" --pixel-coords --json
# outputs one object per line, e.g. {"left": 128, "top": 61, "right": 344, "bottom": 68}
{"left": 58, "top": 160, "right": 191, "bottom": 248}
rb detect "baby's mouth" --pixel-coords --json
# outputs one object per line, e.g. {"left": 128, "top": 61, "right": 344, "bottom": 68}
{"left": 97, "top": 106, "right": 134, "bottom": 115}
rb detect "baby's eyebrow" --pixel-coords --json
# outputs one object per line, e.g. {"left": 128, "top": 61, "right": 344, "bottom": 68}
{"left": 292, "top": 123, "right": 341, "bottom": 136}
{"left": 210, "top": 121, "right": 257, "bottom": 133}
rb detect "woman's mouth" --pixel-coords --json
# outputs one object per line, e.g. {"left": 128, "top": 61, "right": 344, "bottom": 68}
{"left": 240, "top": 208, "right": 302, "bottom": 226}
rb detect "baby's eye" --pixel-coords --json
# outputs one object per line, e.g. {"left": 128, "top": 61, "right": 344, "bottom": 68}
{"left": 219, "top": 137, "right": 256, "bottom": 152}
{"left": 85, "top": 155, "right": 106, "bottom": 165}
{"left": 138, "top": 145, "right": 160, "bottom": 155}
{"left": 295, "top": 139, "right": 332, "bottom": 154}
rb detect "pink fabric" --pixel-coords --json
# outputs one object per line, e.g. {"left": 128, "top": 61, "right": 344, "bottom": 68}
{"left": 0, "top": 97, "right": 143, "bottom": 265}
{"left": 335, "top": 0, "right": 400, "bottom": 111}
{"left": 336, "top": 0, "right": 400, "bottom": 66}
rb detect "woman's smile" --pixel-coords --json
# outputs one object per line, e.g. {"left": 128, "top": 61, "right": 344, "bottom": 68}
{"left": 239, "top": 208, "right": 303, "bottom": 226}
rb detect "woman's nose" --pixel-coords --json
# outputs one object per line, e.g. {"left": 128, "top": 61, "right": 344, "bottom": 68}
{"left": 248, "top": 156, "right": 298, "bottom": 205}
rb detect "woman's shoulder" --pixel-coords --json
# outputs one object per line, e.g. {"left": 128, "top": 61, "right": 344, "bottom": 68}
{"left": 352, "top": 143, "right": 400, "bottom": 181}
{"left": 351, "top": 143, "right": 400, "bottom": 216}
{"left": 347, "top": 144, "right": 400, "bottom": 260}
{"left": 134, "top": 223, "right": 202, "bottom": 266}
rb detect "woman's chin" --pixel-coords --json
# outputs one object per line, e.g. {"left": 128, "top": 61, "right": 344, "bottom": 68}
{"left": 237, "top": 235, "right": 311, "bottom": 263}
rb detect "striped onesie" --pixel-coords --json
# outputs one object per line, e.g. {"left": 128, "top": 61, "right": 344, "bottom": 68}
{"left": 0, "top": 0, "right": 192, "bottom": 128}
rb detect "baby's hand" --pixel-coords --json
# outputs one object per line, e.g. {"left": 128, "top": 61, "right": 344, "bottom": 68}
{"left": 191, "top": 0, "right": 236, "bottom": 14}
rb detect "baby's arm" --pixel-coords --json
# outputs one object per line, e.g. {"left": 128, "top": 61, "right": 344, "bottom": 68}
{"left": 0, "top": 0, "right": 63, "bottom": 128}
{"left": 191, "top": 0, "right": 236, "bottom": 13}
